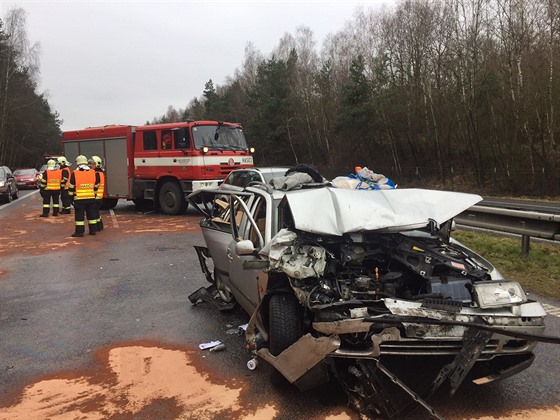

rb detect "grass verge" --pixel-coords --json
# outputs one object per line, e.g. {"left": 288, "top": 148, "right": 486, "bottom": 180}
{"left": 453, "top": 230, "right": 560, "bottom": 300}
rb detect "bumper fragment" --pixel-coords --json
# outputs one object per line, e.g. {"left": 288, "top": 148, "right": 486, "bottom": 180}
{"left": 257, "top": 334, "right": 340, "bottom": 389}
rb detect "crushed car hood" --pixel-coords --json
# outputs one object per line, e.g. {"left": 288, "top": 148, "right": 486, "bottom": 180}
{"left": 284, "top": 188, "right": 482, "bottom": 236}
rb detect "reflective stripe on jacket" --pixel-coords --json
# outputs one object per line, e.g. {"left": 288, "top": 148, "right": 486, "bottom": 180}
{"left": 69, "top": 169, "right": 98, "bottom": 200}
{"left": 95, "top": 170, "right": 105, "bottom": 200}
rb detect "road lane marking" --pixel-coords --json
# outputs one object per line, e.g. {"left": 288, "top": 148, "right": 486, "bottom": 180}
{"left": 542, "top": 303, "right": 560, "bottom": 317}
{"left": 0, "top": 189, "right": 39, "bottom": 211}
{"left": 109, "top": 209, "right": 119, "bottom": 228}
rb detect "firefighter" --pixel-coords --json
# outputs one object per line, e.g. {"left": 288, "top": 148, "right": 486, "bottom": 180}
{"left": 162, "top": 132, "right": 172, "bottom": 149}
{"left": 68, "top": 155, "right": 99, "bottom": 237}
{"left": 58, "top": 156, "right": 72, "bottom": 214}
{"left": 39, "top": 159, "right": 62, "bottom": 217}
{"left": 91, "top": 155, "right": 105, "bottom": 231}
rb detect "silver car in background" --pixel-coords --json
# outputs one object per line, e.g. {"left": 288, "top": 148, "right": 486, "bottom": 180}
{"left": 219, "top": 167, "right": 290, "bottom": 191}
{"left": 0, "top": 166, "right": 19, "bottom": 203}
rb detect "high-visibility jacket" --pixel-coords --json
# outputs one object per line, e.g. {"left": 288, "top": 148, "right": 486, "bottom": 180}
{"left": 95, "top": 170, "right": 105, "bottom": 200}
{"left": 41, "top": 169, "right": 62, "bottom": 191}
{"left": 69, "top": 169, "right": 99, "bottom": 200}
{"left": 61, "top": 167, "right": 71, "bottom": 190}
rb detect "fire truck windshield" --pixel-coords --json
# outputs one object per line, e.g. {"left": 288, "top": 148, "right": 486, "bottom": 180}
{"left": 192, "top": 125, "right": 248, "bottom": 151}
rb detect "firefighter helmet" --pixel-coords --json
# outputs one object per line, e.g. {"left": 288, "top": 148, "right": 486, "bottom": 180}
{"left": 58, "top": 156, "right": 69, "bottom": 166}
{"left": 75, "top": 155, "right": 88, "bottom": 165}
{"left": 92, "top": 155, "right": 103, "bottom": 169}
{"left": 47, "top": 159, "right": 56, "bottom": 169}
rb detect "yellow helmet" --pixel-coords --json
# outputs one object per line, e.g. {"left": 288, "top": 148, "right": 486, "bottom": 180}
{"left": 47, "top": 159, "right": 56, "bottom": 169}
{"left": 92, "top": 155, "right": 103, "bottom": 168}
{"left": 58, "top": 156, "right": 69, "bottom": 166}
{"left": 75, "top": 155, "right": 88, "bottom": 165}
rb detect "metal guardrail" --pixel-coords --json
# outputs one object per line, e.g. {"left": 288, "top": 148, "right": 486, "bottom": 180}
{"left": 455, "top": 205, "right": 560, "bottom": 254}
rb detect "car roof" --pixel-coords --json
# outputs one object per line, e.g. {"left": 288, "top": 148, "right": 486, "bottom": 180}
{"left": 221, "top": 167, "right": 291, "bottom": 189}
{"left": 229, "top": 167, "right": 290, "bottom": 174}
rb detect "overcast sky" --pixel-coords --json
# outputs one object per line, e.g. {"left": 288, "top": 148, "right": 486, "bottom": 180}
{"left": 2, "top": 1, "right": 392, "bottom": 131}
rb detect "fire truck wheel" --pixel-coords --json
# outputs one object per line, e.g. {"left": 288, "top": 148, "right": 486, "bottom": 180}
{"left": 158, "top": 181, "right": 187, "bottom": 215}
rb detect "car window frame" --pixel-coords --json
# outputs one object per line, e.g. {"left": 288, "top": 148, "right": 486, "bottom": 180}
{"left": 231, "top": 189, "right": 277, "bottom": 250}
{"left": 187, "top": 188, "right": 253, "bottom": 227}
{"left": 187, "top": 185, "right": 278, "bottom": 250}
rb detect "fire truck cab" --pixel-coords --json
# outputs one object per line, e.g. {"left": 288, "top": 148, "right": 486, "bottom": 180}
{"left": 61, "top": 120, "right": 254, "bottom": 214}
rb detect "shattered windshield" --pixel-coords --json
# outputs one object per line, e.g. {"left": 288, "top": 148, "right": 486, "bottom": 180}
{"left": 192, "top": 125, "right": 248, "bottom": 151}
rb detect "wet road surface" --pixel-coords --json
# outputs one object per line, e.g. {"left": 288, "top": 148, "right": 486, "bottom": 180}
{"left": 0, "top": 193, "right": 559, "bottom": 419}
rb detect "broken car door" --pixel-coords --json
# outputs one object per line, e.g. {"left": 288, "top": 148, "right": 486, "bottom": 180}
{"left": 226, "top": 191, "right": 273, "bottom": 315}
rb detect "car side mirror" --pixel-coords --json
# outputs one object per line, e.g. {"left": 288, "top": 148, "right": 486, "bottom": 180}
{"left": 236, "top": 239, "right": 255, "bottom": 256}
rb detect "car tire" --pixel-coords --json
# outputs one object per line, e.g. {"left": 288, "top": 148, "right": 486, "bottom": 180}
{"left": 12, "top": 187, "right": 18, "bottom": 200}
{"left": 6, "top": 187, "right": 13, "bottom": 203}
{"left": 268, "top": 293, "right": 303, "bottom": 356}
{"left": 158, "top": 181, "right": 186, "bottom": 215}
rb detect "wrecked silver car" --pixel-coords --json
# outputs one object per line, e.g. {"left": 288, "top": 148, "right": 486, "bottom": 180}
{"left": 188, "top": 181, "right": 554, "bottom": 418}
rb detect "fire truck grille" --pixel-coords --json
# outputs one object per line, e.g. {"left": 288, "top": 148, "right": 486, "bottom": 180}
{"left": 220, "top": 165, "right": 243, "bottom": 175}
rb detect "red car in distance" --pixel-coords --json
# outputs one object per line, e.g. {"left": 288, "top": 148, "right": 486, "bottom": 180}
{"left": 14, "top": 168, "right": 40, "bottom": 189}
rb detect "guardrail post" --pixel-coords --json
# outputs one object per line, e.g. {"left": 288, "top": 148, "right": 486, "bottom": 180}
{"left": 521, "top": 235, "right": 530, "bottom": 255}
{"left": 540, "top": 167, "right": 547, "bottom": 198}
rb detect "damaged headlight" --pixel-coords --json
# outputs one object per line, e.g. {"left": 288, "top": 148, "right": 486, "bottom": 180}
{"left": 473, "top": 281, "right": 527, "bottom": 308}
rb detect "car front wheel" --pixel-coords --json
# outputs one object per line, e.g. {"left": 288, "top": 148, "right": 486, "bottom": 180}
{"left": 268, "top": 293, "right": 303, "bottom": 356}
{"left": 5, "top": 187, "right": 13, "bottom": 203}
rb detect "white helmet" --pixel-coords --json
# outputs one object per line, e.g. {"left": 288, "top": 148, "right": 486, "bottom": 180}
{"left": 75, "top": 155, "right": 88, "bottom": 165}
{"left": 92, "top": 155, "right": 103, "bottom": 169}
{"left": 58, "top": 156, "right": 70, "bottom": 166}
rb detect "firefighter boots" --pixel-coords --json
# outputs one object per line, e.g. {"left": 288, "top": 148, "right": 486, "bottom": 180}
{"left": 72, "top": 225, "right": 85, "bottom": 237}
{"left": 88, "top": 222, "right": 97, "bottom": 236}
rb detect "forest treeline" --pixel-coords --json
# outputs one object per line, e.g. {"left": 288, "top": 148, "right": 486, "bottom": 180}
{"left": 153, "top": 0, "right": 559, "bottom": 197}
{"left": 1, "top": 1, "right": 559, "bottom": 197}
{"left": 0, "top": 9, "right": 61, "bottom": 169}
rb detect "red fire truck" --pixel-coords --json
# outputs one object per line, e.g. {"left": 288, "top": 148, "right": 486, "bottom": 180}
{"left": 61, "top": 120, "right": 254, "bottom": 214}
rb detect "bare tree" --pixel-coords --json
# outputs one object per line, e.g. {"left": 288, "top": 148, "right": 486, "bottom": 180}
{"left": 0, "top": 7, "right": 41, "bottom": 164}
{"left": 545, "top": 0, "right": 559, "bottom": 149}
